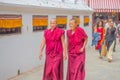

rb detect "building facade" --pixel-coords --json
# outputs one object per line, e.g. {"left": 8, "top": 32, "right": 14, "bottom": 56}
{"left": 84, "top": 0, "right": 120, "bottom": 25}
{"left": 0, "top": 0, "right": 93, "bottom": 79}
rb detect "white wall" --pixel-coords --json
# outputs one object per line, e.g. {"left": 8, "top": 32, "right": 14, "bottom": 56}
{"left": 0, "top": 11, "right": 92, "bottom": 80}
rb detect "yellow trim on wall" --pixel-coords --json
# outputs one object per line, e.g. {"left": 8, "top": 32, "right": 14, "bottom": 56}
{"left": 56, "top": 16, "right": 67, "bottom": 25}
{"left": 32, "top": 16, "right": 48, "bottom": 27}
{"left": 84, "top": 16, "right": 90, "bottom": 23}
{"left": 0, "top": 15, "right": 22, "bottom": 28}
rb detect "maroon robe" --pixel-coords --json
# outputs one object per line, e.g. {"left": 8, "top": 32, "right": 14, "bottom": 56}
{"left": 67, "top": 27, "right": 88, "bottom": 80}
{"left": 43, "top": 27, "right": 64, "bottom": 80}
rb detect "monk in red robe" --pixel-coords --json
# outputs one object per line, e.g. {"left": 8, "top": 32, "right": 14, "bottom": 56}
{"left": 39, "top": 19, "right": 66, "bottom": 80}
{"left": 66, "top": 19, "right": 88, "bottom": 80}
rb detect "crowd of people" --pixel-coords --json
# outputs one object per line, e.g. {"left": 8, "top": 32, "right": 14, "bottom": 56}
{"left": 92, "top": 17, "right": 120, "bottom": 62}
{"left": 38, "top": 17, "right": 120, "bottom": 80}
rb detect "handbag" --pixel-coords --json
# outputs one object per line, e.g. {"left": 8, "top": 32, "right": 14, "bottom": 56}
{"left": 101, "top": 41, "right": 107, "bottom": 57}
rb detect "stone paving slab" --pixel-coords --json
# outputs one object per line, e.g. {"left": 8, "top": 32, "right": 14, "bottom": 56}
{"left": 8, "top": 45, "right": 120, "bottom": 80}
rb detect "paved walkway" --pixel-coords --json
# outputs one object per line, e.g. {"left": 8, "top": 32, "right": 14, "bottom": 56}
{"left": 9, "top": 45, "right": 120, "bottom": 80}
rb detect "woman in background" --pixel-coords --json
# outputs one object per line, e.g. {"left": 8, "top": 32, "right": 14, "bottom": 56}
{"left": 95, "top": 21, "right": 105, "bottom": 58}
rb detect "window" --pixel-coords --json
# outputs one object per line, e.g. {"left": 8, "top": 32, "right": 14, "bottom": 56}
{"left": 72, "top": 16, "right": 80, "bottom": 26}
{"left": 0, "top": 14, "right": 22, "bottom": 35}
{"left": 56, "top": 16, "right": 67, "bottom": 29}
{"left": 84, "top": 16, "right": 89, "bottom": 27}
{"left": 32, "top": 15, "right": 48, "bottom": 31}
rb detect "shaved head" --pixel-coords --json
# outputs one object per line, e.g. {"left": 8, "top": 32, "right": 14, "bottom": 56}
{"left": 69, "top": 18, "right": 77, "bottom": 30}
{"left": 50, "top": 18, "right": 57, "bottom": 29}
{"left": 50, "top": 18, "right": 57, "bottom": 23}
{"left": 70, "top": 18, "right": 77, "bottom": 24}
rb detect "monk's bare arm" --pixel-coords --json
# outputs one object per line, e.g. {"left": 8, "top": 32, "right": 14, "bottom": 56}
{"left": 39, "top": 37, "right": 46, "bottom": 59}
{"left": 83, "top": 38, "right": 88, "bottom": 49}
{"left": 80, "top": 37, "right": 88, "bottom": 52}
{"left": 61, "top": 35, "right": 67, "bottom": 60}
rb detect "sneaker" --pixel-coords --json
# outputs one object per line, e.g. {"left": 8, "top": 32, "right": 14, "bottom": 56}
{"left": 108, "top": 58, "right": 112, "bottom": 62}
{"left": 99, "top": 56, "right": 103, "bottom": 59}
{"left": 113, "top": 50, "right": 116, "bottom": 52}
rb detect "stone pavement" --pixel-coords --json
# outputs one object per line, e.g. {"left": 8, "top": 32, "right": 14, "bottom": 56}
{"left": 9, "top": 45, "right": 120, "bottom": 80}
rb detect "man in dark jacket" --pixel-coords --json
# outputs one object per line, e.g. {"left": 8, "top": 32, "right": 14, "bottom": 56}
{"left": 105, "top": 21, "right": 116, "bottom": 62}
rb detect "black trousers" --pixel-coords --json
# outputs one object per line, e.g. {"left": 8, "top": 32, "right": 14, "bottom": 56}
{"left": 106, "top": 40, "right": 114, "bottom": 51}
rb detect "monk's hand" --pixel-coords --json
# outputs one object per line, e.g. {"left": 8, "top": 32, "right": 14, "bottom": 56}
{"left": 39, "top": 52, "right": 42, "bottom": 60}
{"left": 63, "top": 53, "right": 67, "bottom": 60}
{"left": 80, "top": 47, "right": 84, "bottom": 53}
